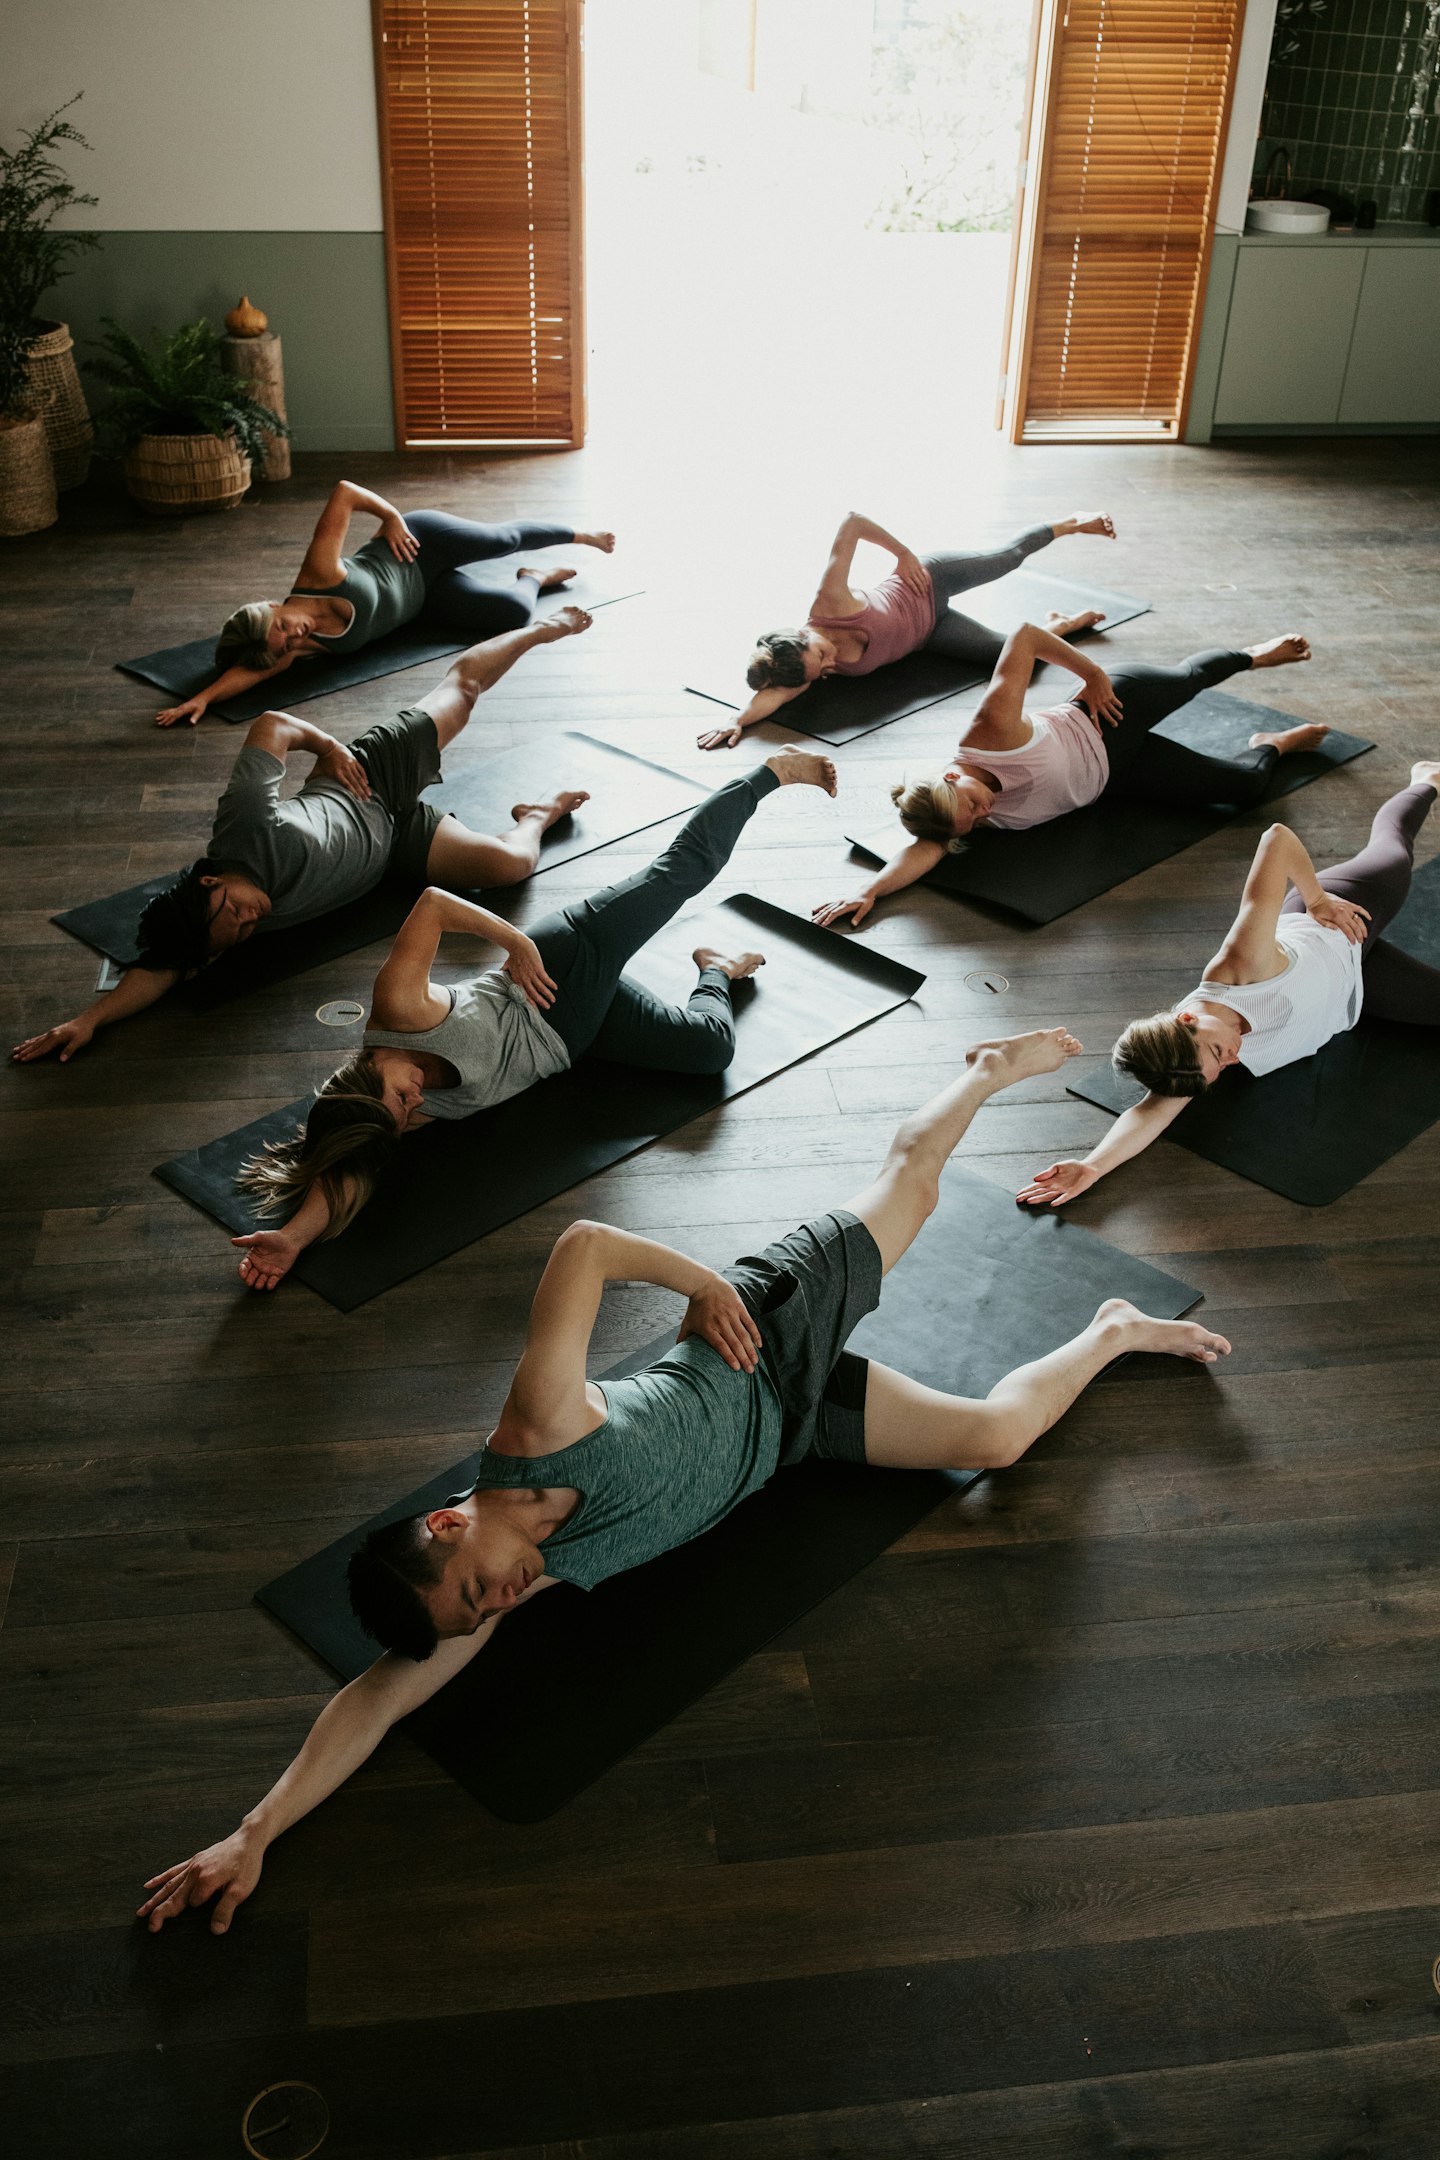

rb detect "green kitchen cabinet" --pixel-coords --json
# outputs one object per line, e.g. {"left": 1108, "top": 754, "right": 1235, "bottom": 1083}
{"left": 1213, "top": 245, "right": 1366, "bottom": 425}
{"left": 1338, "top": 248, "right": 1440, "bottom": 424}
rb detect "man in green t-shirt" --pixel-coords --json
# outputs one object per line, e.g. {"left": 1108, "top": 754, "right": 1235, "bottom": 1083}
{"left": 10, "top": 608, "right": 594, "bottom": 1066}
{"left": 138, "top": 1032, "right": 1231, "bottom": 1937}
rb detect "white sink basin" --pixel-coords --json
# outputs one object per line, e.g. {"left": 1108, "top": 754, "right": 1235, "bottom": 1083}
{"left": 1246, "top": 199, "right": 1331, "bottom": 234}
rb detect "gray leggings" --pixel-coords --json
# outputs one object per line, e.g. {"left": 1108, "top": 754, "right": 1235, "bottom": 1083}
{"left": 1281, "top": 781, "right": 1440, "bottom": 1025}
{"left": 529, "top": 766, "right": 781, "bottom": 1073}
{"left": 919, "top": 523, "right": 1056, "bottom": 668}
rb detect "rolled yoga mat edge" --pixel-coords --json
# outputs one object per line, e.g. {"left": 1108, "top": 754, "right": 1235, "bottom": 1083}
{"left": 154, "top": 893, "right": 928, "bottom": 1309}
{"left": 847, "top": 693, "right": 1374, "bottom": 926}
{"left": 1064, "top": 853, "right": 1440, "bottom": 1205}
{"left": 255, "top": 1168, "right": 1203, "bottom": 1821}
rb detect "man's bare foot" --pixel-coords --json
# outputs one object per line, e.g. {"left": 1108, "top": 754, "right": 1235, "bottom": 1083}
{"left": 1411, "top": 761, "right": 1440, "bottom": 791}
{"left": 572, "top": 529, "right": 616, "bottom": 552}
{"left": 536, "top": 605, "right": 592, "bottom": 640}
{"left": 1047, "top": 607, "right": 1106, "bottom": 640}
{"left": 518, "top": 564, "right": 577, "bottom": 593}
{"left": 965, "top": 1027, "right": 1084, "bottom": 1084}
{"left": 1249, "top": 723, "right": 1329, "bottom": 755}
{"left": 1093, "top": 1296, "right": 1232, "bottom": 1365}
{"left": 694, "top": 946, "right": 765, "bottom": 981}
{"left": 1245, "top": 633, "right": 1311, "bottom": 668}
{"left": 511, "top": 789, "right": 591, "bottom": 830}
{"left": 764, "top": 746, "right": 838, "bottom": 796}
{"left": 1058, "top": 511, "right": 1116, "bottom": 538}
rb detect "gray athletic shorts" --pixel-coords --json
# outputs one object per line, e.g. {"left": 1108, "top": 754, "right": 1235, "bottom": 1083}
{"left": 724, "top": 1209, "right": 882, "bottom": 1466}
{"left": 353, "top": 706, "right": 444, "bottom": 882}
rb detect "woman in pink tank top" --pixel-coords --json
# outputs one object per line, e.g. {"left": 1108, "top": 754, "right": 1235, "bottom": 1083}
{"left": 813, "top": 624, "right": 1328, "bottom": 931}
{"left": 695, "top": 507, "right": 1119, "bottom": 751}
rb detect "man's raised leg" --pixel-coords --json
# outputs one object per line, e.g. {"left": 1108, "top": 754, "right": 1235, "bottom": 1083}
{"left": 414, "top": 605, "right": 593, "bottom": 750}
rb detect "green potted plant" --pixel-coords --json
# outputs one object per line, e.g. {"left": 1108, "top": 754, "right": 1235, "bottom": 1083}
{"left": 91, "top": 316, "right": 290, "bottom": 515}
{"left": 0, "top": 95, "right": 99, "bottom": 500}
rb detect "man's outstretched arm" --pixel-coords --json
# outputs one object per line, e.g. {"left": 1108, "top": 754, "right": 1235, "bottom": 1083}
{"left": 11, "top": 963, "right": 181, "bottom": 1064}
{"left": 137, "top": 1626, "right": 497, "bottom": 1935}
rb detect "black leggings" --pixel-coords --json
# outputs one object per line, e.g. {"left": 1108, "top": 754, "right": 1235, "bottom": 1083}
{"left": 1101, "top": 649, "right": 1277, "bottom": 808}
{"left": 529, "top": 767, "right": 781, "bottom": 1074}
{"left": 919, "top": 524, "right": 1056, "bottom": 671}
{"left": 1280, "top": 781, "right": 1440, "bottom": 1025}
{"left": 406, "top": 510, "right": 576, "bottom": 640}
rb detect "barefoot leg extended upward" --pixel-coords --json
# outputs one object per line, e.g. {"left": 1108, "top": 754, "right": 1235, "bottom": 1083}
{"left": 843, "top": 1033, "right": 1231, "bottom": 1470}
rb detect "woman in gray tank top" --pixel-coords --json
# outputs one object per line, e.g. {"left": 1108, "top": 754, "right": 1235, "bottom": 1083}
{"left": 230, "top": 752, "right": 838, "bottom": 1290}
{"left": 154, "top": 480, "right": 617, "bottom": 727}
{"left": 1016, "top": 765, "right": 1440, "bottom": 1211}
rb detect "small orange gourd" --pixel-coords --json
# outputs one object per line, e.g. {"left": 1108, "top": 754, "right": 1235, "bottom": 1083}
{"left": 224, "top": 296, "right": 268, "bottom": 338}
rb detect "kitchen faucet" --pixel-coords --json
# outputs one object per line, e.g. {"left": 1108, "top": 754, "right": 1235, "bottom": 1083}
{"left": 1262, "top": 146, "right": 1293, "bottom": 199}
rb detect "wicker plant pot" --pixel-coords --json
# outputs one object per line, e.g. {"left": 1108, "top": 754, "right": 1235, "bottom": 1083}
{"left": 24, "top": 320, "right": 93, "bottom": 489}
{"left": 123, "top": 430, "right": 251, "bottom": 515}
{"left": 0, "top": 407, "right": 58, "bottom": 537}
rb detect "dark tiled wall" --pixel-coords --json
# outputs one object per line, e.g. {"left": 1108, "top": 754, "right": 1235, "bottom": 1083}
{"left": 1254, "top": 0, "right": 1440, "bottom": 222}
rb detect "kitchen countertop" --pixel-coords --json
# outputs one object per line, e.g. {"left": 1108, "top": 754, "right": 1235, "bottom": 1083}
{"left": 1234, "top": 221, "right": 1440, "bottom": 246}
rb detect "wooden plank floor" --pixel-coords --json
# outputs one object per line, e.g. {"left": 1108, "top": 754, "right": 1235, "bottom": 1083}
{"left": 3, "top": 442, "right": 1440, "bottom": 2158}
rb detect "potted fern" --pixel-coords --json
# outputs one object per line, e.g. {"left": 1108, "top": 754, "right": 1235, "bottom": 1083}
{"left": 92, "top": 317, "right": 289, "bottom": 515}
{"left": 0, "top": 95, "right": 99, "bottom": 499}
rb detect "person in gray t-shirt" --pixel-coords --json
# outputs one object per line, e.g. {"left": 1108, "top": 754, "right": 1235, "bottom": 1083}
{"left": 11, "top": 609, "right": 595, "bottom": 1068}
{"left": 139, "top": 1036, "right": 1233, "bottom": 1939}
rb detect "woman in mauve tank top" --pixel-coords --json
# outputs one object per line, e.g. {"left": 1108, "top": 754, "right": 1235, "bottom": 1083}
{"left": 1012, "top": 763, "right": 1440, "bottom": 1211}
{"left": 695, "top": 506, "right": 1120, "bottom": 751}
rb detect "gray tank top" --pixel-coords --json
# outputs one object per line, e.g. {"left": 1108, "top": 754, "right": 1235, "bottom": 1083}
{"left": 459, "top": 1337, "right": 785, "bottom": 1589}
{"left": 293, "top": 535, "right": 426, "bottom": 654}
{"left": 364, "top": 971, "right": 569, "bottom": 1119}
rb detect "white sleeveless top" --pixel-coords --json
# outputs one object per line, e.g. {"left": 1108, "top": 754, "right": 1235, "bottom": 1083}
{"left": 967, "top": 702, "right": 1110, "bottom": 830}
{"left": 1181, "top": 915, "right": 1364, "bottom": 1077}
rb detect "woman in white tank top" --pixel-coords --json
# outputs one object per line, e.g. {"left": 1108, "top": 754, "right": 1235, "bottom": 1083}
{"left": 813, "top": 624, "right": 1327, "bottom": 931}
{"left": 1016, "top": 768, "right": 1440, "bottom": 1209}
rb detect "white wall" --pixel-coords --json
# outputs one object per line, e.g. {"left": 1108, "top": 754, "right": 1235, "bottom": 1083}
{"left": 2, "top": 0, "right": 383, "bottom": 229}
{"left": 1216, "top": 0, "right": 1279, "bottom": 235}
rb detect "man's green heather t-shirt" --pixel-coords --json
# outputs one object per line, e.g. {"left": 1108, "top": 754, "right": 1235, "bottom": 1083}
{"left": 464, "top": 1338, "right": 785, "bottom": 1590}
{"left": 209, "top": 745, "right": 395, "bottom": 929}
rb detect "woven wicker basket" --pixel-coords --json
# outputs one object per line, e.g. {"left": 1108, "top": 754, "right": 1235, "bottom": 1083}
{"left": 24, "top": 321, "right": 93, "bottom": 490}
{"left": 0, "top": 408, "right": 58, "bottom": 537}
{"left": 123, "top": 430, "right": 251, "bottom": 515}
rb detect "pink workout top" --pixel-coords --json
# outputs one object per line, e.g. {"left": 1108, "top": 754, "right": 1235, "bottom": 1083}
{"left": 970, "top": 702, "right": 1110, "bottom": 830}
{"left": 810, "top": 569, "right": 937, "bottom": 675}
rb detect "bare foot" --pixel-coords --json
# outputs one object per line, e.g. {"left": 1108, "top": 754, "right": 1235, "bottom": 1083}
{"left": 1249, "top": 723, "right": 1330, "bottom": 756}
{"left": 536, "top": 605, "right": 592, "bottom": 640}
{"left": 1245, "top": 633, "right": 1311, "bottom": 668}
{"left": 572, "top": 529, "right": 616, "bottom": 552}
{"left": 965, "top": 1027, "right": 1084, "bottom": 1084}
{"left": 1064, "top": 511, "right": 1116, "bottom": 538}
{"left": 1411, "top": 761, "right": 1440, "bottom": 791}
{"left": 1047, "top": 607, "right": 1107, "bottom": 640}
{"left": 764, "top": 746, "right": 838, "bottom": 796}
{"left": 518, "top": 564, "right": 577, "bottom": 593}
{"left": 1094, "top": 1296, "right": 1232, "bottom": 1365}
{"left": 694, "top": 946, "right": 765, "bottom": 981}
{"left": 511, "top": 789, "right": 590, "bottom": 830}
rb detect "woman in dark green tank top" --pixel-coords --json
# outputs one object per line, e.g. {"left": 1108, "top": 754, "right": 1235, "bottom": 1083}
{"left": 154, "top": 479, "right": 617, "bottom": 727}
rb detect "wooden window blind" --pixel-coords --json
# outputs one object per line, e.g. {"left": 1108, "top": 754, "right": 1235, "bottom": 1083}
{"left": 372, "top": 0, "right": 586, "bottom": 449}
{"left": 1005, "top": 0, "right": 1244, "bottom": 443}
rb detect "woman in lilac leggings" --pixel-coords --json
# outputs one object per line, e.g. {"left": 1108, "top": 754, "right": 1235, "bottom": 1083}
{"left": 696, "top": 505, "right": 1119, "bottom": 749}
{"left": 155, "top": 479, "right": 616, "bottom": 727}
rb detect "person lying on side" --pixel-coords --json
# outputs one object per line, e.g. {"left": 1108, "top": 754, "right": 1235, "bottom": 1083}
{"left": 154, "top": 479, "right": 615, "bottom": 727}
{"left": 813, "top": 623, "right": 1326, "bottom": 929}
{"left": 137, "top": 1029, "right": 1231, "bottom": 1936}
{"left": 695, "top": 506, "right": 1117, "bottom": 750}
{"left": 1016, "top": 765, "right": 1440, "bottom": 1209}
{"left": 227, "top": 751, "right": 838, "bottom": 1291}
{"left": 10, "top": 610, "right": 593, "bottom": 1066}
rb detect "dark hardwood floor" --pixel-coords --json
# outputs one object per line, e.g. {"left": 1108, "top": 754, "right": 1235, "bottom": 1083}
{"left": 3, "top": 440, "right": 1439, "bottom": 2158}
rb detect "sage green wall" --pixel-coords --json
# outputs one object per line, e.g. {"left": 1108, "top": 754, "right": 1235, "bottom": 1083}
{"left": 46, "top": 232, "right": 395, "bottom": 454}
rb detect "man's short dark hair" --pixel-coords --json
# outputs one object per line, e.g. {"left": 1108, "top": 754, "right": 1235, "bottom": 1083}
{"left": 135, "top": 861, "right": 215, "bottom": 975}
{"left": 746, "top": 629, "right": 811, "bottom": 692}
{"left": 347, "top": 1513, "right": 444, "bottom": 1661}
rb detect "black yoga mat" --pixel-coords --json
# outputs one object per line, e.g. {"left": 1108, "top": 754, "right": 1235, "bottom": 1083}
{"left": 685, "top": 571, "right": 1151, "bottom": 748}
{"left": 256, "top": 1168, "right": 1203, "bottom": 1821}
{"left": 1066, "top": 855, "right": 1440, "bottom": 1205}
{"left": 155, "top": 893, "right": 926, "bottom": 1307}
{"left": 117, "top": 567, "right": 641, "bottom": 723}
{"left": 50, "top": 732, "right": 702, "bottom": 1008}
{"left": 848, "top": 692, "right": 1374, "bottom": 926}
